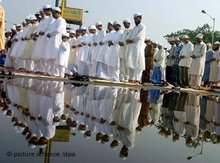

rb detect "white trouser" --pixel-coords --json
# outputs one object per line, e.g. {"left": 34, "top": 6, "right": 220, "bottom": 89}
{"left": 119, "top": 58, "right": 129, "bottom": 81}
{"left": 108, "top": 66, "right": 119, "bottom": 81}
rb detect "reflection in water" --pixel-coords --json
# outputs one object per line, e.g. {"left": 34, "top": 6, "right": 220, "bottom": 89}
{"left": 0, "top": 78, "right": 220, "bottom": 161}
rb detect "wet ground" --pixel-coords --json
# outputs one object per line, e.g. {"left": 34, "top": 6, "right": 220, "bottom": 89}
{"left": 0, "top": 77, "right": 220, "bottom": 163}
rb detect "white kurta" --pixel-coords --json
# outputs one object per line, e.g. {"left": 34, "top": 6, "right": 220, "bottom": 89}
{"left": 118, "top": 27, "right": 133, "bottom": 59}
{"left": 179, "top": 42, "right": 194, "bottom": 67}
{"left": 9, "top": 30, "right": 24, "bottom": 58}
{"left": 31, "top": 16, "right": 54, "bottom": 60}
{"left": 154, "top": 49, "right": 165, "bottom": 67}
{"left": 67, "top": 37, "right": 77, "bottom": 66}
{"left": 105, "top": 30, "right": 123, "bottom": 67}
{"left": 209, "top": 50, "right": 220, "bottom": 82}
{"left": 57, "top": 41, "right": 70, "bottom": 67}
{"left": 45, "top": 17, "right": 66, "bottom": 59}
{"left": 189, "top": 41, "right": 206, "bottom": 76}
{"left": 126, "top": 22, "right": 146, "bottom": 71}
{"left": 96, "top": 30, "right": 115, "bottom": 64}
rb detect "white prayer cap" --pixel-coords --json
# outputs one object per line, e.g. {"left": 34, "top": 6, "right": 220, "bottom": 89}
{"left": 145, "top": 37, "right": 150, "bottom": 41}
{"left": 80, "top": 26, "right": 87, "bottom": 30}
{"left": 89, "top": 25, "right": 96, "bottom": 30}
{"left": 214, "top": 41, "right": 220, "bottom": 45}
{"left": 30, "top": 15, "right": 37, "bottom": 20}
{"left": 16, "top": 24, "right": 22, "bottom": 27}
{"left": 11, "top": 25, "right": 16, "bottom": 30}
{"left": 206, "top": 43, "right": 212, "bottom": 47}
{"left": 174, "top": 37, "right": 180, "bottom": 41}
{"left": 182, "top": 35, "right": 189, "bottom": 39}
{"left": 108, "top": 21, "right": 114, "bottom": 25}
{"left": 196, "top": 33, "right": 203, "bottom": 39}
{"left": 158, "top": 43, "right": 162, "bottom": 47}
{"left": 113, "top": 21, "right": 120, "bottom": 26}
{"left": 62, "top": 33, "right": 69, "bottom": 37}
{"left": 69, "top": 30, "right": 76, "bottom": 34}
{"left": 43, "top": 4, "right": 52, "bottom": 9}
{"left": 167, "top": 37, "right": 174, "bottom": 42}
{"left": 95, "top": 21, "right": 102, "bottom": 26}
{"left": 133, "top": 12, "right": 142, "bottom": 17}
{"left": 164, "top": 46, "right": 167, "bottom": 49}
{"left": 154, "top": 41, "right": 158, "bottom": 44}
{"left": 123, "top": 18, "right": 131, "bottom": 23}
{"left": 53, "top": 7, "right": 61, "bottom": 13}
{"left": 25, "top": 16, "right": 30, "bottom": 20}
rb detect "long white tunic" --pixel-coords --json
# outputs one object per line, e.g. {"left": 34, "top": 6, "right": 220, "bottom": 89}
{"left": 45, "top": 17, "right": 66, "bottom": 59}
{"left": 118, "top": 27, "right": 133, "bottom": 59}
{"left": 126, "top": 22, "right": 146, "bottom": 71}
{"left": 67, "top": 37, "right": 77, "bottom": 66}
{"left": 105, "top": 30, "right": 123, "bottom": 67}
{"left": 76, "top": 33, "right": 90, "bottom": 64}
{"left": 8, "top": 30, "right": 23, "bottom": 58}
{"left": 96, "top": 30, "right": 115, "bottom": 64}
{"left": 189, "top": 41, "right": 206, "bottom": 76}
{"left": 209, "top": 50, "right": 220, "bottom": 82}
{"left": 179, "top": 42, "right": 194, "bottom": 67}
{"left": 154, "top": 49, "right": 165, "bottom": 67}
{"left": 92, "top": 29, "right": 106, "bottom": 62}
{"left": 31, "top": 16, "right": 54, "bottom": 60}
{"left": 57, "top": 41, "right": 70, "bottom": 67}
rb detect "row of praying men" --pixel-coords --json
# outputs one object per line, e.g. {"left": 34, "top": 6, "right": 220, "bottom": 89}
{"left": 1, "top": 78, "right": 220, "bottom": 158}
{"left": 143, "top": 34, "right": 220, "bottom": 89}
{"left": 3, "top": 4, "right": 146, "bottom": 82}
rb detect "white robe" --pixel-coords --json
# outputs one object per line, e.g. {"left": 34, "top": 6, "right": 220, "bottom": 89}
{"left": 126, "top": 22, "right": 146, "bottom": 71}
{"left": 45, "top": 17, "right": 67, "bottom": 59}
{"left": 57, "top": 41, "right": 70, "bottom": 67}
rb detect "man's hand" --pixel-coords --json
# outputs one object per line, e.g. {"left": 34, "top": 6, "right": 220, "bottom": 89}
{"left": 179, "top": 56, "right": 185, "bottom": 59}
{"left": 88, "top": 43, "right": 91, "bottom": 47}
{"left": 154, "top": 59, "right": 157, "bottom": 62}
{"left": 99, "top": 42, "right": 104, "bottom": 46}
{"left": 211, "top": 58, "right": 216, "bottom": 62}
{"left": 14, "top": 39, "right": 18, "bottom": 42}
{"left": 119, "top": 41, "right": 124, "bottom": 46}
{"left": 93, "top": 42, "right": 98, "bottom": 46}
{"left": 108, "top": 41, "right": 113, "bottom": 47}
{"left": 126, "top": 39, "right": 133, "bottom": 44}
{"left": 191, "top": 55, "right": 196, "bottom": 59}
{"left": 172, "top": 56, "right": 175, "bottom": 59}
{"left": 47, "top": 34, "right": 51, "bottom": 38}
{"left": 77, "top": 44, "right": 82, "bottom": 47}
{"left": 33, "top": 37, "right": 37, "bottom": 41}
{"left": 82, "top": 42, "right": 86, "bottom": 46}
{"left": 167, "top": 56, "right": 170, "bottom": 59}
{"left": 72, "top": 45, "right": 76, "bottom": 49}
{"left": 39, "top": 32, "right": 45, "bottom": 36}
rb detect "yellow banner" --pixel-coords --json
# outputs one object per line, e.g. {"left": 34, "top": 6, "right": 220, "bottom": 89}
{"left": 62, "top": 7, "right": 83, "bottom": 23}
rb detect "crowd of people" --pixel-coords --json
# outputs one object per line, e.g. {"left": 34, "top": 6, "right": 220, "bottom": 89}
{"left": 1, "top": 3, "right": 220, "bottom": 89}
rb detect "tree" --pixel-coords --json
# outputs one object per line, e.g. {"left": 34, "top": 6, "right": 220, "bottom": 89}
{"left": 164, "top": 24, "right": 220, "bottom": 45}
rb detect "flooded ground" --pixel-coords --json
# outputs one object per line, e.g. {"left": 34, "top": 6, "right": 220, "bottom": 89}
{"left": 0, "top": 77, "right": 220, "bottom": 163}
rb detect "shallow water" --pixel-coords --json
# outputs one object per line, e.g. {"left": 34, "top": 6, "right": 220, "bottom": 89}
{"left": 0, "top": 77, "right": 220, "bottom": 163}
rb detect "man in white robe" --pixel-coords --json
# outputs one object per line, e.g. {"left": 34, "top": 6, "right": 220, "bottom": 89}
{"left": 126, "top": 13, "right": 146, "bottom": 83}
{"left": 45, "top": 7, "right": 66, "bottom": 76}
{"left": 32, "top": 5, "right": 54, "bottom": 74}
{"left": 189, "top": 33, "right": 206, "bottom": 89}
{"left": 67, "top": 30, "right": 77, "bottom": 74}
{"left": 118, "top": 19, "right": 133, "bottom": 82}
{"left": 95, "top": 22, "right": 115, "bottom": 79}
{"left": 89, "top": 21, "right": 106, "bottom": 77}
{"left": 106, "top": 21, "right": 123, "bottom": 81}
{"left": 179, "top": 35, "right": 194, "bottom": 88}
{"left": 76, "top": 26, "right": 89, "bottom": 76}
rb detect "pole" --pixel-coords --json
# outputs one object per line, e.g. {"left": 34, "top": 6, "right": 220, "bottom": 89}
{"left": 212, "top": 18, "right": 215, "bottom": 46}
{"left": 55, "top": 0, "right": 60, "bottom": 7}
{"left": 61, "top": 0, "right": 65, "bottom": 17}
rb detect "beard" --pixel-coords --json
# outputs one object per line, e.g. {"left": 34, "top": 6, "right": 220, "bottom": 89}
{"left": 214, "top": 47, "right": 219, "bottom": 51}
{"left": 135, "top": 20, "right": 140, "bottom": 26}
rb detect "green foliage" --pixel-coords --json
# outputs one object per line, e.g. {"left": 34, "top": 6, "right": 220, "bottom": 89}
{"left": 164, "top": 24, "right": 220, "bottom": 45}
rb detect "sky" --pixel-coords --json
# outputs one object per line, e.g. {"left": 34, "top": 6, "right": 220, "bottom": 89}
{"left": 2, "top": 0, "right": 220, "bottom": 47}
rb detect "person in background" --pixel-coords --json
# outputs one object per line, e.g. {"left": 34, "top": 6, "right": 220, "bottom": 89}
{"left": 152, "top": 44, "right": 165, "bottom": 84}
{"left": 188, "top": 33, "right": 206, "bottom": 89}
{"left": 0, "top": 0, "right": 5, "bottom": 51}
{"left": 142, "top": 38, "right": 154, "bottom": 84}
{"left": 202, "top": 43, "right": 214, "bottom": 87}
{"left": 56, "top": 33, "right": 70, "bottom": 78}
{"left": 166, "top": 37, "right": 175, "bottom": 84}
{"left": 173, "top": 37, "right": 183, "bottom": 88}
{"left": 209, "top": 41, "right": 220, "bottom": 87}
{"left": 179, "top": 35, "right": 194, "bottom": 88}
